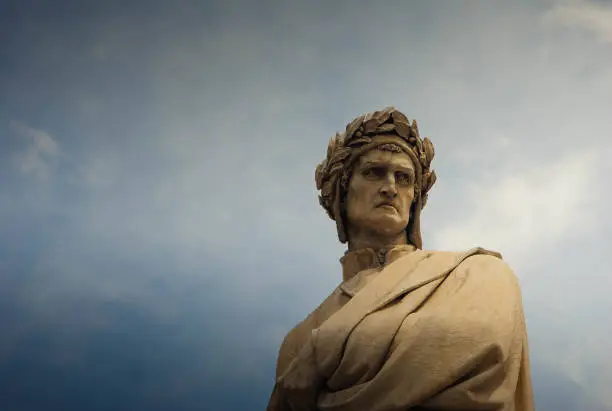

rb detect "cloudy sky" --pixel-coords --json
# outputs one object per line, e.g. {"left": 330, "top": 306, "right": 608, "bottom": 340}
{"left": 1, "top": 0, "right": 611, "bottom": 410}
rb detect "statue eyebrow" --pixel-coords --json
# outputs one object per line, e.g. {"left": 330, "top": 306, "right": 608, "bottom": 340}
{"left": 361, "top": 161, "right": 385, "bottom": 169}
{"left": 361, "top": 161, "right": 415, "bottom": 175}
{"left": 397, "top": 167, "right": 415, "bottom": 176}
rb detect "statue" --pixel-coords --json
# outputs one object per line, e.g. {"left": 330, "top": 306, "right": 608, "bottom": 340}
{"left": 267, "top": 107, "right": 534, "bottom": 411}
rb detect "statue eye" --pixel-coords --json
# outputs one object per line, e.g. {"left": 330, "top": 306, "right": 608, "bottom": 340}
{"left": 396, "top": 172, "right": 413, "bottom": 185}
{"left": 363, "top": 167, "right": 385, "bottom": 178}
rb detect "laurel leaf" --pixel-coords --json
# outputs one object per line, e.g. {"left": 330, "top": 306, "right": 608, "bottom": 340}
{"left": 375, "top": 106, "right": 395, "bottom": 125}
{"left": 326, "top": 136, "right": 337, "bottom": 159}
{"left": 414, "top": 134, "right": 423, "bottom": 153}
{"left": 391, "top": 110, "right": 409, "bottom": 124}
{"left": 346, "top": 137, "right": 372, "bottom": 147}
{"left": 395, "top": 121, "right": 411, "bottom": 138}
{"left": 376, "top": 123, "right": 396, "bottom": 133}
{"left": 422, "top": 173, "right": 430, "bottom": 191}
{"left": 362, "top": 111, "right": 375, "bottom": 123}
{"left": 423, "top": 137, "right": 435, "bottom": 161}
{"left": 424, "top": 171, "right": 437, "bottom": 192}
{"left": 411, "top": 119, "right": 420, "bottom": 137}
{"left": 363, "top": 118, "right": 378, "bottom": 134}
{"left": 329, "top": 147, "right": 351, "bottom": 165}
{"left": 345, "top": 116, "right": 364, "bottom": 140}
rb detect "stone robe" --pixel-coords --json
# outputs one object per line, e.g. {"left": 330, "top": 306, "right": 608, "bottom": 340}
{"left": 267, "top": 245, "right": 534, "bottom": 411}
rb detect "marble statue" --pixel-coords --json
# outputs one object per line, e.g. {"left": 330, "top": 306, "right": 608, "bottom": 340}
{"left": 267, "top": 107, "right": 534, "bottom": 411}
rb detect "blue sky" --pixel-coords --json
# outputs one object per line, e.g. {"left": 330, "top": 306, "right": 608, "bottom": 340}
{"left": 1, "top": 1, "right": 612, "bottom": 410}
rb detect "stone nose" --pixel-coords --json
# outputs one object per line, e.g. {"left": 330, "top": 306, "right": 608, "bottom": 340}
{"left": 379, "top": 179, "right": 398, "bottom": 198}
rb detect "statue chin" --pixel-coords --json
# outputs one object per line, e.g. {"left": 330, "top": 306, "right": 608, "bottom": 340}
{"left": 364, "top": 216, "right": 408, "bottom": 238}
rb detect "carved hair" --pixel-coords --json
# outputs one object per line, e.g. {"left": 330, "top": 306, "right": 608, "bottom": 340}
{"left": 314, "top": 107, "right": 437, "bottom": 248}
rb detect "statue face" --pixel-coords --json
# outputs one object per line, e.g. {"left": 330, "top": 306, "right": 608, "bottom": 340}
{"left": 345, "top": 148, "right": 416, "bottom": 239}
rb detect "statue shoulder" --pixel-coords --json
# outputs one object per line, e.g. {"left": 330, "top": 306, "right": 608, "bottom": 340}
{"left": 422, "top": 246, "right": 502, "bottom": 260}
{"left": 423, "top": 247, "right": 519, "bottom": 288}
{"left": 455, "top": 248, "right": 521, "bottom": 293}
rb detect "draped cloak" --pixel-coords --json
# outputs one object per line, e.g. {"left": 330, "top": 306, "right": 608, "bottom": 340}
{"left": 267, "top": 245, "right": 534, "bottom": 411}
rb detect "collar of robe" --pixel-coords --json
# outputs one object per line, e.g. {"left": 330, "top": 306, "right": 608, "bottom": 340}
{"left": 339, "top": 244, "right": 416, "bottom": 297}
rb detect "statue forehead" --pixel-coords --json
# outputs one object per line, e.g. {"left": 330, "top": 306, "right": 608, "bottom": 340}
{"left": 355, "top": 146, "right": 416, "bottom": 170}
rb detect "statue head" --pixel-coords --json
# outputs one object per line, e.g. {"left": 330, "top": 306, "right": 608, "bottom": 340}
{"left": 315, "top": 107, "right": 436, "bottom": 249}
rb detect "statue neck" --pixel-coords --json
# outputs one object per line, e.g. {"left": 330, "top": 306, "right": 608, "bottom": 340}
{"left": 347, "top": 230, "right": 408, "bottom": 252}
